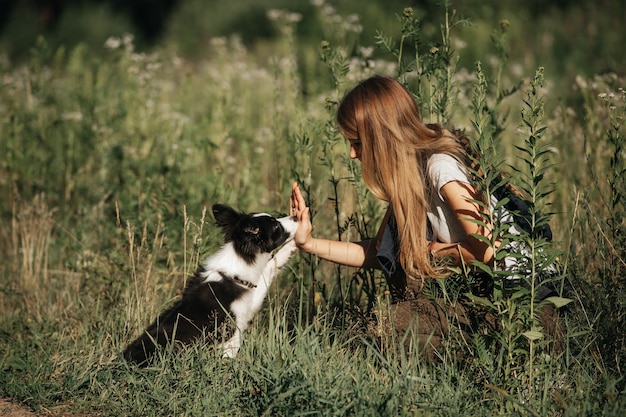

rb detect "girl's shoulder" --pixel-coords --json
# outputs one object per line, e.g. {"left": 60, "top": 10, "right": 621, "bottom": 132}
{"left": 427, "top": 153, "right": 470, "bottom": 190}
{"left": 427, "top": 153, "right": 465, "bottom": 171}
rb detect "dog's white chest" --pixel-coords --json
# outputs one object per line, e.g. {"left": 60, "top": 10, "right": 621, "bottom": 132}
{"left": 229, "top": 284, "right": 268, "bottom": 327}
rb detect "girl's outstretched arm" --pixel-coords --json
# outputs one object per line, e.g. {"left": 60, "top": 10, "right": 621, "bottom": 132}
{"left": 290, "top": 182, "right": 379, "bottom": 268}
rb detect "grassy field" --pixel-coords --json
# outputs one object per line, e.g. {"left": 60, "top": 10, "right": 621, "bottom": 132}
{"left": 1, "top": 1, "right": 625, "bottom": 415}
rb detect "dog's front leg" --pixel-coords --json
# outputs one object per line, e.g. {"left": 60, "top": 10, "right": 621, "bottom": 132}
{"left": 249, "top": 240, "right": 296, "bottom": 312}
{"left": 267, "top": 240, "right": 297, "bottom": 274}
{"left": 222, "top": 241, "right": 296, "bottom": 358}
{"left": 221, "top": 329, "right": 241, "bottom": 358}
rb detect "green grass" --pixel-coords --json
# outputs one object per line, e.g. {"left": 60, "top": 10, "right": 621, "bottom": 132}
{"left": 1, "top": 1, "right": 625, "bottom": 416}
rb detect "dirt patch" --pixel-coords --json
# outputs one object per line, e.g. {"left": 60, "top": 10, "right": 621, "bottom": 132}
{"left": 0, "top": 398, "right": 83, "bottom": 417}
{"left": 0, "top": 398, "right": 38, "bottom": 417}
{"left": 0, "top": 398, "right": 94, "bottom": 417}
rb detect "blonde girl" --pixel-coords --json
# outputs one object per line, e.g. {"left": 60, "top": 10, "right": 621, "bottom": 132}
{"left": 290, "top": 75, "right": 497, "bottom": 300}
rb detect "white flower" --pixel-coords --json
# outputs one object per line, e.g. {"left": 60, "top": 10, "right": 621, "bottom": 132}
{"left": 359, "top": 46, "right": 374, "bottom": 59}
{"left": 267, "top": 9, "right": 281, "bottom": 21}
{"left": 61, "top": 112, "right": 83, "bottom": 121}
{"left": 122, "top": 33, "right": 134, "bottom": 48}
{"left": 104, "top": 37, "right": 121, "bottom": 49}
{"left": 286, "top": 12, "right": 302, "bottom": 24}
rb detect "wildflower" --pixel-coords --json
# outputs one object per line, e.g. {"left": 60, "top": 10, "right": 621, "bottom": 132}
{"left": 286, "top": 12, "right": 302, "bottom": 24}
{"left": 452, "top": 37, "right": 467, "bottom": 50}
{"left": 267, "top": 9, "right": 281, "bottom": 21}
{"left": 320, "top": 40, "right": 330, "bottom": 51}
{"left": 122, "top": 33, "right": 134, "bottom": 49}
{"left": 130, "top": 52, "right": 146, "bottom": 62}
{"left": 574, "top": 74, "right": 588, "bottom": 89}
{"left": 61, "top": 112, "right": 83, "bottom": 121}
{"left": 499, "top": 19, "right": 510, "bottom": 32}
{"left": 403, "top": 8, "right": 414, "bottom": 18}
{"left": 321, "top": 4, "right": 335, "bottom": 17}
{"left": 104, "top": 36, "right": 121, "bottom": 49}
{"left": 346, "top": 14, "right": 359, "bottom": 24}
{"left": 359, "top": 46, "right": 374, "bottom": 59}
{"left": 209, "top": 37, "right": 227, "bottom": 47}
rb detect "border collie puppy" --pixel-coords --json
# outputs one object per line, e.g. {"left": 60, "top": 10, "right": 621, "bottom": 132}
{"left": 124, "top": 204, "right": 298, "bottom": 366}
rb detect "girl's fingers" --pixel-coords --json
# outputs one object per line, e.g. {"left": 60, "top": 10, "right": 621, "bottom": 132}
{"left": 290, "top": 182, "right": 299, "bottom": 216}
{"left": 291, "top": 182, "right": 305, "bottom": 213}
{"left": 293, "top": 183, "right": 305, "bottom": 206}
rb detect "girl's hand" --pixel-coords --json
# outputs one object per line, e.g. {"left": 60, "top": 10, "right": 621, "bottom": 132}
{"left": 290, "top": 182, "right": 314, "bottom": 251}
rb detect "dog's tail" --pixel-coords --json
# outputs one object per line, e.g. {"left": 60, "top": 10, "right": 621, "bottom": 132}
{"left": 123, "top": 303, "right": 182, "bottom": 367}
{"left": 123, "top": 334, "right": 157, "bottom": 367}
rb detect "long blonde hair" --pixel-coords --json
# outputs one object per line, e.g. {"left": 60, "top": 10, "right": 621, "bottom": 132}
{"left": 337, "top": 75, "right": 465, "bottom": 281}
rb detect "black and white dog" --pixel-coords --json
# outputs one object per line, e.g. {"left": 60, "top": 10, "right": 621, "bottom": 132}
{"left": 123, "top": 204, "right": 298, "bottom": 366}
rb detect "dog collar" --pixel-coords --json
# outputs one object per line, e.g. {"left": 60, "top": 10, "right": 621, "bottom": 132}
{"left": 218, "top": 271, "right": 257, "bottom": 289}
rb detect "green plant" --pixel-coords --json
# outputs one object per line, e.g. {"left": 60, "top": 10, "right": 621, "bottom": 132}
{"left": 577, "top": 76, "right": 626, "bottom": 377}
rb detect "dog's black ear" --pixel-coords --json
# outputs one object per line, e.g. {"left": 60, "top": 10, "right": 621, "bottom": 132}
{"left": 212, "top": 204, "right": 241, "bottom": 229}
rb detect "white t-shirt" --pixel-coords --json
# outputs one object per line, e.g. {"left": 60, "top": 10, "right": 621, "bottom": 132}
{"left": 377, "top": 153, "right": 557, "bottom": 288}
{"left": 426, "top": 152, "right": 515, "bottom": 241}
{"left": 426, "top": 153, "right": 481, "bottom": 244}
{"left": 426, "top": 153, "right": 556, "bottom": 279}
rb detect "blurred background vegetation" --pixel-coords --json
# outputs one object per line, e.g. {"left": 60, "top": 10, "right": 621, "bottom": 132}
{"left": 1, "top": 0, "right": 624, "bottom": 104}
